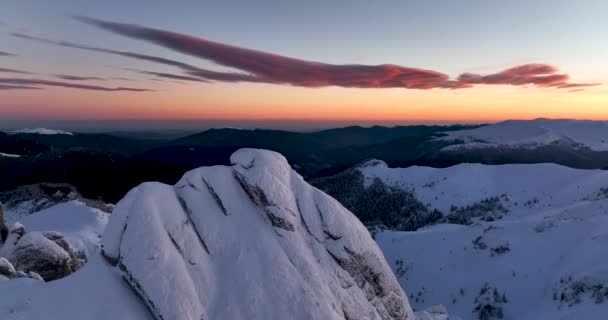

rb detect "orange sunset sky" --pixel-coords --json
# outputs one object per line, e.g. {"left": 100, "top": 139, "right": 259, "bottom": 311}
{"left": 1, "top": 1, "right": 606, "bottom": 130}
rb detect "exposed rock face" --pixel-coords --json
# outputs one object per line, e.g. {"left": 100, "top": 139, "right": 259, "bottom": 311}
{"left": 102, "top": 148, "right": 415, "bottom": 320}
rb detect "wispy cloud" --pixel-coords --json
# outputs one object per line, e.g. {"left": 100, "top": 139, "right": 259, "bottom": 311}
{"left": 0, "top": 77, "right": 152, "bottom": 92}
{"left": 124, "top": 68, "right": 209, "bottom": 83}
{"left": 0, "top": 51, "right": 16, "bottom": 57}
{"left": 0, "top": 84, "right": 41, "bottom": 90}
{"left": 458, "top": 64, "right": 599, "bottom": 89}
{"left": 54, "top": 74, "right": 106, "bottom": 81}
{"left": 0, "top": 67, "right": 33, "bottom": 74}
{"left": 13, "top": 32, "right": 256, "bottom": 83}
{"left": 73, "top": 16, "right": 599, "bottom": 91}
{"left": 11, "top": 16, "right": 598, "bottom": 92}
{"left": 53, "top": 74, "right": 133, "bottom": 81}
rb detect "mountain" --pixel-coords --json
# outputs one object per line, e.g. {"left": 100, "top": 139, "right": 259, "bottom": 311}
{"left": 101, "top": 149, "right": 415, "bottom": 320}
{"left": 149, "top": 125, "right": 477, "bottom": 178}
{"left": 420, "top": 119, "right": 608, "bottom": 169}
{"left": 7, "top": 132, "right": 161, "bottom": 155}
{"left": 439, "top": 119, "right": 608, "bottom": 151}
{"left": 353, "top": 160, "right": 608, "bottom": 319}
{"left": 0, "top": 125, "right": 477, "bottom": 203}
{"left": 11, "top": 128, "right": 74, "bottom": 135}
{"left": 0, "top": 132, "right": 50, "bottom": 156}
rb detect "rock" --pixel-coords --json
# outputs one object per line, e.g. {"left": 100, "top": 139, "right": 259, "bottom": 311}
{"left": 15, "top": 270, "right": 28, "bottom": 278}
{"left": 26, "top": 271, "right": 44, "bottom": 282}
{"left": 8, "top": 232, "right": 78, "bottom": 281}
{"left": 10, "top": 222, "right": 25, "bottom": 237}
{"left": 0, "top": 183, "right": 113, "bottom": 215}
{"left": 0, "top": 202, "right": 7, "bottom": 243}
{"left": 0, "top": 222, "right": 26, "bottom": 257}
{"left": 102, "top": 148, "right": 415, "bottom": 320}
{"left": 0, "top": 257, "right": 16, "bottom": 277}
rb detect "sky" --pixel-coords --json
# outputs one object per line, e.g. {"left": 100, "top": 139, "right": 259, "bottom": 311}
{"left": 0, "top": 0, "right": 607, "bottom": 130}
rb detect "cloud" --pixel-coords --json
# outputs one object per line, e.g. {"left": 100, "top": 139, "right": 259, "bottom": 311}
{"left": 54, "top": 74, "right": 106, "bottom": 81}
{"left": 0, "top": 67, "right": 33, "bottom": 74}
{"left": 457, "top": 64, "right": 598, "bottom": 89}
{"left": 54, "top": 74, "right": 134, "bottom": 81}
{"left": 75, "top": 17, "right": 600, "bottom": 91}
{"left": 75, "top": 16, "right": 459, "bottom": 89}
{"left": 0, "top": 84, "right": 41, "bottom": 90}
{"left": 14, "top": 16, "right": 599, "bottom": 92}
{"left": 0, "top": 78, "right": 152, "bottom": 92}
{"left": 124, "top": 68, "right": 209, "bottom": 83}
{"left": 0, "top": 51, "right": 16, "bottom": 57}
{"left": 13, "top": 32, "right": 258, "bottom": 84}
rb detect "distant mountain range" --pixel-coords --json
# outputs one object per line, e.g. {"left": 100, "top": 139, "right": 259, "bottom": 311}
{"left": 3, "top": 119, "right": 608, "bottom": 203}
{"left": 0, "top": 124, "right": 474, "bottom": 202}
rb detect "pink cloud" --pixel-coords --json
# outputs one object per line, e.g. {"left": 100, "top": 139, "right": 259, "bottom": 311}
{"left": 458, "top": 64, "right": 598, "bottom": 89}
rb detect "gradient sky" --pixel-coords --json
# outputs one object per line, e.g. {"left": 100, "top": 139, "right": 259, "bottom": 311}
{"left": 1, "top": 0, "right": 607, "bottom": 129}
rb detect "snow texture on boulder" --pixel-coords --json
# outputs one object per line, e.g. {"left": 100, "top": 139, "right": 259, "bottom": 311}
{"left": 0, "top": 257, "right": 15, "bottom": 278}
{"left": 9, "top": 232, "right": 70, "bottom": 280}
{"left": 5, "top": 230, "right": 80, "bottom": 281}
{"left": 102, "top": 148, "right": 414, "bottom": 320}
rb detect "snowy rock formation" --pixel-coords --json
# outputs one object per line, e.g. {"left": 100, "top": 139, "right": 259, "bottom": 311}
{"left": 0, "top": 222, "right": 82, "bottom": 282}
{"left": 102, "top": 148, "right": 414, "bottom": 320}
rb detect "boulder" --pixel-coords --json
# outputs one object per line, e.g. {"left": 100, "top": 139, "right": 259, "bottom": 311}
{"left": 0, "top": 257, "right": 16, "bottom": 277}
{"left": 8, "top": 231, "right": 78, "bottom": 281}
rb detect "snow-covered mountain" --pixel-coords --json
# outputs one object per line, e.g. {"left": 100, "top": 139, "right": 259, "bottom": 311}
{"left": 438, "top": 119, "right": 608, "bottom": 151}
{"left": 0, "top": 152, "right": 21, "bottom": 158}
{"left": 10, "top": 128, "right": 74, "bottom": 135}
{"left": 359, "top": 161, "right": 608, "bottom": 319}
{"left": 2, "top": 149, "right": 447, "bottom": 320}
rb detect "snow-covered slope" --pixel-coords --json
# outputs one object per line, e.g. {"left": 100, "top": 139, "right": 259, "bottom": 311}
{"left": 101, "top": 148, "right": 414, "bottom": 320}
{"left": 11, "top": 128, "right": 74, "bottom": 135}
{"left": 0, "top": 152, "right": 21, "bottom": 158}
{"left": 359, "top": 161, "right": 608, "bottom": 319}
{"left": 438, "top": 119, "right": 608, "bottom": 151}
{"left": 0, "top": 201, "right": 150, "bottom": 320}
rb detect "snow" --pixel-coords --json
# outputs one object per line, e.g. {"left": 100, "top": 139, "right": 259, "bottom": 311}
{"left": 438, "top": 119, "right": 608, "bottom": 151}
{"left": 414, "top": 305, "right": 461, "bottom": 320}
{"left": 11, "top": 128, "right": 74, "bottom": 135}
{"left": 102, "top": 148, "right": 414, "bottom": 320}
{"left": 359, "top": 161, "right": 608, "bottom": 319}
{"left": 0, "top": 201, "right": 150, "bottom": 320}
{"left": 0, "top": 152, "right": 21, "bottom": 158}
